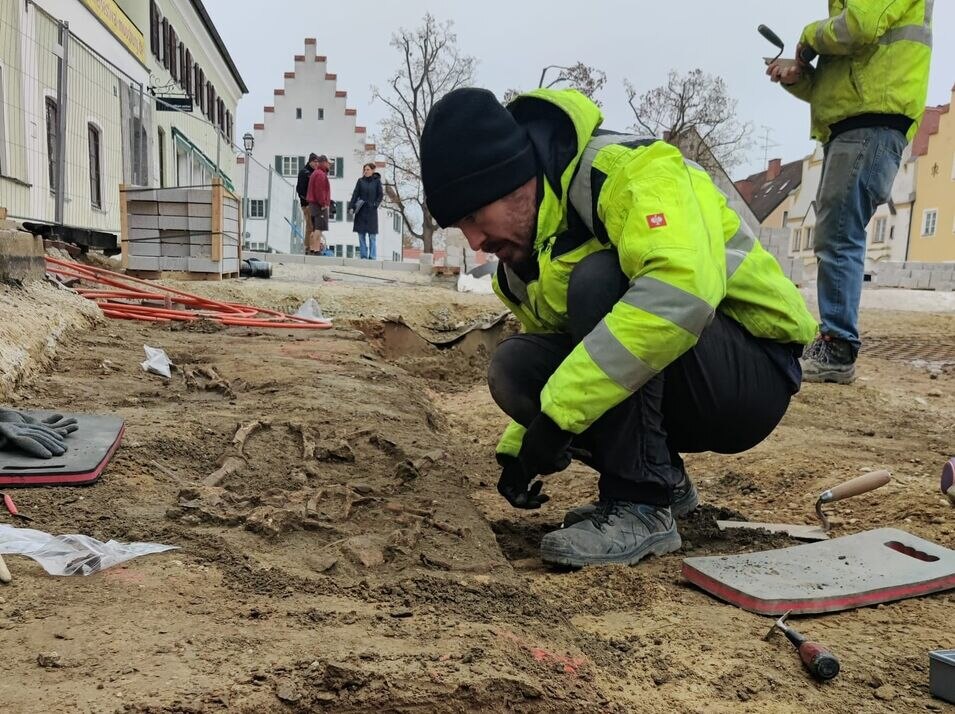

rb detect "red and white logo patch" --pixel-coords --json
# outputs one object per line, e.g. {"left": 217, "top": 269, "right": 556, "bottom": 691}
{"left": 646, "top": 213, "right": 668, "bottom": 229}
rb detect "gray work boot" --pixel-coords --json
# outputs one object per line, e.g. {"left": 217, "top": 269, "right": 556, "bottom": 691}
{"left": 800, "top": 335, "right": 856, "bottom": 384}
{"left": 540, "top": 502, "right": 681, "bottom": 568}
{"left": 561, "top": 473, "right": 699, "bottom": 528}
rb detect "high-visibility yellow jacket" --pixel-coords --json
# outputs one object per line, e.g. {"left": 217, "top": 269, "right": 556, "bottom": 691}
{"left": 493, "top": 89, "right": 816, "bottom": 459}
{"left": 785, "top": 0, "right": 932, "bottom": 143}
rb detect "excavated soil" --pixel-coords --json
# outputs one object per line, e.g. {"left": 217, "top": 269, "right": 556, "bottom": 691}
{"left": 0, "top": 278, "right": 953, "bottom": 713}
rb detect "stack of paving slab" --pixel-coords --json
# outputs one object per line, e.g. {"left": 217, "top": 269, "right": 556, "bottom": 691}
{"left": 121, "top": 178, "right": 240, "bottom": 279}
{"left": 758, "top": 228, "right": 808, "bottom": 285}
{"left": 873, "top": 261, "right": 955, "bottom": 291}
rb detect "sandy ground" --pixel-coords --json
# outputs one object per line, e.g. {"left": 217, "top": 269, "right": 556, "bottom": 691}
{"left": 0, "top": 273, "right": 953, "bottom": 713}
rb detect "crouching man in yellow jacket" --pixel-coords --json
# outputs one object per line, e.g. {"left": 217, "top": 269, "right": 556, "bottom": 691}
{"left": 420, "top": 88, "right": 817, "bottom": 567}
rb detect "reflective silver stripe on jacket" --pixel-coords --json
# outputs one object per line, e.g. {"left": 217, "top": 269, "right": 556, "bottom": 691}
{"left": 503, "top": 263, "right": 529, "bottom": 304}
{"left": 583, "top": 321, "right": 657, "bottom": 391}
{"left": 821, "top": 2, "right": 933, "bottom": 49}
{"left": 621, "top": 276, "right": 715, "bottom": 336}
{"left": 726, "top": 224, "right": 756, "bottom": 278}
{"left": 882, "top": 0, "right": 934, "bottom": 47}
{"left": 568, "top": 133, "right": 654, "bottom": 235}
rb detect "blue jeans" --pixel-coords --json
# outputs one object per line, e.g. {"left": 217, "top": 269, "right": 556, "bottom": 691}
{"left": 358, "top": 233, "right": 377, "bottom": 259}
{"left": 815, "top": 127, "right": 905, "bottom": 354}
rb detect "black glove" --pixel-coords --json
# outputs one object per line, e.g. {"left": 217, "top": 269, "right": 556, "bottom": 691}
{"left": 518, "top": 413, "right": 576, "bottom": 477}
{"left": 0, "top": 422, "right": 67, "bottom": 458}
{"left": 497, "top": 455, "right": 549, "bottom": 510}
{"left": 0, "top": 408, "right": 79, "bottom": 437}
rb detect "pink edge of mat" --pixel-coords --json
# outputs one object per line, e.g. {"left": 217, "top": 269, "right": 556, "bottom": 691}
{"left": 0, "top": 424, "right": 125, "bottom": 487}
{"left": 681, "top": 562, "right": 955, "bottom": 616}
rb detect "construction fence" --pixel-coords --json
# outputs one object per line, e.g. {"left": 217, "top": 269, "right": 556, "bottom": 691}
{"left": 0, "top": 1, "right": 303, "bottom": 254}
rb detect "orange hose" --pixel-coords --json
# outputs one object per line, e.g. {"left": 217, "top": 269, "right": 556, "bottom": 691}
{"left": 46, "top": 257, "right": 332, "bottom": 330}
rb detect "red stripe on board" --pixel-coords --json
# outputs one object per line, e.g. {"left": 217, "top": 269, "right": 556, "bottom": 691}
{"left": 0, "top": 425, "right": 125, "bottom": 488}
{"left": 682, "top": 562, "right": 955, "bottom": 615}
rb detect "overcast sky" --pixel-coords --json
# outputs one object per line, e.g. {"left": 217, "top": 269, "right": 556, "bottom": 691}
{"left": 205, "top": 0, "right": 954, "bottom": 179}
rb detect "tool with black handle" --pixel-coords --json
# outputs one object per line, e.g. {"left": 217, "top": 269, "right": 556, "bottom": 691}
{"left": 759, "top": 24, "right": 818, "bottom": 66}
{"left": 765, "top": 611, "right": 840, "bottom": 681}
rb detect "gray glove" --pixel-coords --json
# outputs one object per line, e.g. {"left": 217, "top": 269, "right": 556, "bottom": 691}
{"left": 0, "top": 408, "right": 79, "bottom": 437}
{"left": 0, "top": 421, "right": 67, "bottom": 458}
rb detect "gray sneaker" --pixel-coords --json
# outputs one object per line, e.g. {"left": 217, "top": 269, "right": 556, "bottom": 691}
{"left": 801, "top": 336, "right": 856, "bottom": 384}
{"left": 540, "top": 502, "right": 681, "bottom": 567}
{"left": 562, "top": 474, "right": 699, "bottom": 528}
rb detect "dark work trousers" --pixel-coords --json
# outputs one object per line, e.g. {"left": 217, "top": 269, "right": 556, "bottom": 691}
{"left": 487, "top": 250, "right": 797, "bottom": 506}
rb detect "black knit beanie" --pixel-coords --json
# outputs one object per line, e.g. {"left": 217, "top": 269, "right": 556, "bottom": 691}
{"left": 421, "top": 88, "right": 536, "bottom": 228}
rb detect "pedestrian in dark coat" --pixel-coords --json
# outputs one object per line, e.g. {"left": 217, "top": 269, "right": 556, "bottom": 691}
{"left": 297, "top": 153, "right": 319, "bottom": 249}
{"left": 349, "top": 163, "right": 384, "bottom": 259}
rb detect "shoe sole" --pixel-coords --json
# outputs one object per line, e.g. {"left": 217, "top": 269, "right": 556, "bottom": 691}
{"left": 802, "top": 369, "right": 856, "bottom": 384}
{"left": 561, "top": 484, "right": 700, "bottom": 528}
{"left": 540, "top": 529, "right": 682, "bottom": 568}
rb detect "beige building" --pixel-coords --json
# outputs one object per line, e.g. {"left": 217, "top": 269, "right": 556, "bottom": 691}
{"left": 908, "top": 94, "right": 955, "bottom": 262}
{"left": 114, "top": 0, "right": 247, "bottom": 191}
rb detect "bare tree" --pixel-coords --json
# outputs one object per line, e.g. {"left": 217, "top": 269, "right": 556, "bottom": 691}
{"left": 373, "top": 14, "right": 476, "bottom": 255}
{"left": 625, "top": 69, "right": 752, "bottom": 173}
{"left": 502, "top": 61, "right": 606, "bottom": 106}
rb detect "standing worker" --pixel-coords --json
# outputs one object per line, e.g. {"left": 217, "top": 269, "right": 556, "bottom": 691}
{"left": 420, "top": 88, "right": 816, "bottom": 568}
{"left": 768, "top": 1, "right": 933, "bottom": 384}
{"left": 350, "top": 163, "right": 384, "bottom": 259}
{"left": 306, "top": 155, "right": 332, "bottom": 256}
{"left": 296, "top": 153, "right": 320, "bottom": 253}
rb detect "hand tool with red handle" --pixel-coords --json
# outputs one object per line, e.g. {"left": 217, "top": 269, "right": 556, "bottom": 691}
{"left": 764, "top": 610, "right": 840, "bottom": 681}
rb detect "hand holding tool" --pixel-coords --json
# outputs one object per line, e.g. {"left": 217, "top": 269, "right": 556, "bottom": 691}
{"left": 764, "top": 610, "right": 840, "bottom": 681}
{"left": 497, "top": 455, "right": 549, "bottom": 510}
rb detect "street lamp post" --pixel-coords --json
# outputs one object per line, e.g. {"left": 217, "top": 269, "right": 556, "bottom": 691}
{"left": 242, "top": 132, "right": 254, "bottom": 249}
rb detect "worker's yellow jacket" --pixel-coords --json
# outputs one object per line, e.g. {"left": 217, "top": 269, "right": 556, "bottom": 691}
{"left": 493, "top": 89, "right": 816, "bottom": 459}
{"left": 785, "top": 0, "right": 932, "bottom": 143}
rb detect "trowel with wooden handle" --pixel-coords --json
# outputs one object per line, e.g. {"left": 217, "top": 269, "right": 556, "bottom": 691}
{"left": 717, "top": 470, "right": 892, "bottom": 541}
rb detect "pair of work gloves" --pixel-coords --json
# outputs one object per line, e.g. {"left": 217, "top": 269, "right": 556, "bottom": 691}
{"left": 0, "top": 408, "right": 79, "bottom": 459}
{"left": 498, "top": 413, "right": 585, "bottom": 510}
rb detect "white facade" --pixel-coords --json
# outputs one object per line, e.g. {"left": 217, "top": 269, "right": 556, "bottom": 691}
{"left": 242, "top": 38, "right": 402, "bottom": 258}
{"left": 0, "top": 0, "right": 151, "bottom": 234}
{"left": 784, "top": 144, "right": 916, "bottom": 272}
{"left": 116, "top": 0, "right": 246, "bottom": 192}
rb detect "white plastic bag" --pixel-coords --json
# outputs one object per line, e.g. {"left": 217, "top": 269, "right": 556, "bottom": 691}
{"left": 0, "top": 524, "right": 177, "bottom": 576}
{"left": 294, "top": 297, "right": 331, "bottom": 323}
{"left": 141, "top": 345, "right": 172, "bottom": 378}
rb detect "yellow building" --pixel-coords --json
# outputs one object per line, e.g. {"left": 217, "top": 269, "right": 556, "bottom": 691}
{"left": 909, "top": 91, "right": 955, "bottom": 262}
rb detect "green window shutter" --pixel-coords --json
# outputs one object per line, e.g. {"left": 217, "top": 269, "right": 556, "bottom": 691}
{"left": 299, "top": 156, "right": 305, "bottom": 170}
{"left": 336, "top": 157, "right": 343, "bottom": 178}
{"left": 335, "top": 201, "right": 343, "bottom": 221}
{"left": 274, "top": 155, "right": 282, "bottom": 172}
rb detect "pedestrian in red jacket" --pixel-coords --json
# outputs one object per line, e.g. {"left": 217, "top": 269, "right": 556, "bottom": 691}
{"left": 306, "top": 155, "right": 332, "bottom": 254}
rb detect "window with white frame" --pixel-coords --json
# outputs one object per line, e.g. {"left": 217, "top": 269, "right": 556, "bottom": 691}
{"left": 280, "top": 156, "right": 299, "bottom": 177}
{"left": 46, "top": 97, "right": 58, "bottom": 193}
{"left": 923, "top": 209, "right": 938, "bottom": 236}
{"left": 296, "top": 108, "right": 302, "bottom": 119}
{"left": 333, "top": 200, "right": 344, "bottom": 221}
{"left": 88, "top": 123, "right": 102, "bottom": 209}
{"left": 393, "top": 211, "right": 401, "bottom": 233}
{"left": 791, "top": 229, "right": 801, "bottom": 254}
{"left": 0, "top": 66, "right": 6, "bottom": 175}
{"left": 317, "top": 108, "right": 325, "bottom": 120}
{"left": 872, "top": 217, "right": 887, "bottom": 244}
{"left": 328, "top": 157, "right": 344, "bottom": 178}
{"left": 249, "top": 199, "right": 267, "bottom": 219}
{"left": 803, "top": 227, "right": 813, "bottom": 251}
